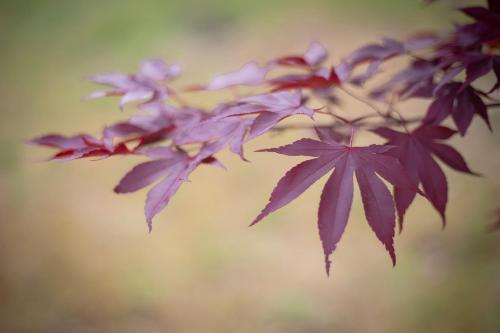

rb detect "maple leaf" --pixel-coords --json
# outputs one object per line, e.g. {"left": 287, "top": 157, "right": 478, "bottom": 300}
{"left": 27, "top": 134, "right": 133, "bottom": 160}
{"left": 28, "top": 105, "right": 186, "bottom": 161}
{"left": 216, "top": 90, "right": 314, "bottom": 141}
{"left": 116, "top": 141, "right": 231, "bottom": 231}
{"left": 424, "top": 82, "right": 491, "bottom": 135}
{"left": 336, "top": 38, "right": 405, "bottom": 85}
{"left": 370, "top": 60, "right": 437, "bottom": 100}
{"left": 252, "top": 135, "right": 421, "bottom": 274}
{"left": 487, "top": 56, "right": 500, "bottom": 93}
{"left": 373, "top": 125, "right": 477, "bottom": 230}
{"left": 173, "top": 117, "right": 253, "bottom": 160}
{"left": 114, "top": 150, "right": 187, "bottom": 194}
{"left": 26, "top": 0, "right": 500, "bottom": 276}
{"left": 85, "top": 59, "right": 180, "bottom": 109}
{"left": 269, "top": 68, "right": 340, "bottom": 92}
{"left": 264, "top": 43, "right": 336, "bottom": 91}
{"left": 204, "top": 61, "right": 269, "bottom": 90}
{"left": 120, "top": 116, "right": 253, "bottom": 230}
{"left": 270, "top": 41, "right": 328, "bottom": 68}
{"left": 456, "top": 6, "right": 500, "bottom": 47}
{"left": 133, "top": 152, "right": 193, "bottom": 231}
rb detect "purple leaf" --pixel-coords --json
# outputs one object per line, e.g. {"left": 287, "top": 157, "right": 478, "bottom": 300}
{"left": 217, "top": 91, "right": 314, "bottom": 141}
{"left": 373, "top": 125, "right": 475, "bottom": 228}
{"left": 139, "top": 59, "right": 181, "bottom": 81}
{"left": 463, "top": 55, "right": 493, "bottom": 87}
{"left": 453, "top": 86, "right": 490, "bottom": 135}
{"left": 252, "top": 155, "right": 340, "bottom": 226}
{"left": 257, "top": 138, "right": 339, "bottom": 157}
{"left": 255, "top": 136, "right": 421, "bottom": 273}
{"left": 114, "top": 158, "right": 182, "bottom": 194}
{"left": 206, "top": 62, "right": 268, "bottom": 90}
{"left": 84, "top": 59, "right": 179, "bottom": 109}
{"left": 318, "top": 155, "right": 354, "bottom": 275}
{"left": 304, "top": 41, "right": 329, "bottom": 66}
{"left": 145, "top": 161, "right": 192, "bottom": 231}
{"left": 355, "top": 165, "right": 396, "bottom": 265}
{"left": 270, "top": 41, "right": 328, "bottom": 68}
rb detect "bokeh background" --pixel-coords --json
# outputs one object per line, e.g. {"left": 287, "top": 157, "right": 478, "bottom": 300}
{"left": 1, "top": 0, "right": 500, "bottom": 332}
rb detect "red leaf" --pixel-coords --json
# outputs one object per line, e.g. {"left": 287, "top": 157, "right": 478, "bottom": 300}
{"left": 254, "top": 136, "right": 420, "bottom": 274}
{"left": 373, "top": 125, "right": 476, "bottom": 229}
{"left": 270, "top": 69, "right": 340, "bottom": 91}
{"left": 114, "top": 158, "right": 183, "bottom": 194}
{"left": 425, "top": 83, "right": 491, "bottom": 135}
{"left": 206, "top": 62, "right": 268, "bottom": 90}
{"left": 216, "top": 91, "right": 314, "bottom": 141}
{"left": 318, "top": 155, "right": 354, "bottom": 275}
{"left": 271, "top": 41, "right": 328, "bottom": 68}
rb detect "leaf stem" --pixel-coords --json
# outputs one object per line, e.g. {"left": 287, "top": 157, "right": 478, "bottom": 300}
{"left": 339, "top": 87, "right": 387, "bottom": 117}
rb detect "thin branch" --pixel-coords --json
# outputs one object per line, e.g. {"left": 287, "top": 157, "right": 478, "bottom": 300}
{"left": 271, "top": 123, "right": 333, "bottom": 132}
{"left": 338, "top": 87, "right": 387, "bottom": 117}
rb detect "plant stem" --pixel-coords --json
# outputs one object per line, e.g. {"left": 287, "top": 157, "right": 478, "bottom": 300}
{"left": 339, "top": 87, "right": 387, "bottom": 117}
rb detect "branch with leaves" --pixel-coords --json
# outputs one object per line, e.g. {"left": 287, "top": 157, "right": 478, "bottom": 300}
{"left": 29, "top": 1, "right": 500, "bottom": 275}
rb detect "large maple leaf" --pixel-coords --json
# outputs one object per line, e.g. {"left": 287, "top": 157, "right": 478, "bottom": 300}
{"left": 373, "top": 125, "right": 476, "bottom": 230}
{"left": 252, "top": 133, "right": 421, "bottom": 274}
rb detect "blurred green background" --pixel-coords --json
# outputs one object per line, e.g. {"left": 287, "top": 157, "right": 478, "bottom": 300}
{"left": 1, "top": 0, "right": 500, "bottom": 332}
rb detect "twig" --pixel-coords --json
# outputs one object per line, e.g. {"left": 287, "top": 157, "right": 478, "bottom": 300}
{"left": 338, "top": 87, "right": 387, "bottom": 117}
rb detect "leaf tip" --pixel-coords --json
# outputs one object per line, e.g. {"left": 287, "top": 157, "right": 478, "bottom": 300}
{"left": 397, "top": 217, "right": 404, "bottom": 235}
{"left": 249, "top": 213, "right": 264, "bottom": 227}
{"left": 388, "top": 246, "right": 397, "bottom": 267}
{"left": 325, "top": 255, "right": 332, "bottom": 276}
{"left": 440, "top": 213, "right": 447, "bottom": 229}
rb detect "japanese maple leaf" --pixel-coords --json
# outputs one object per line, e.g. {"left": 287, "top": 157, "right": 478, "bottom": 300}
{"left": 138, "top": 132, "right": 244, "bottom": 230}
{"left": 115, "top": 140, "right": 230, "bottom": 231}
{"left": 424, "top": 82, "right": 491, "bottom": 135}
{"left": 487, "top": 56, "right": 500, "bottom": 93}
{"left": 456, "top": 6, "right": 500, "bottom": 48}
{"left": 270, "top": 41, "right": 328, "bottom": 68}
{"left": 270, "top": 68, "right": 340, "bottom": 92}
{"left": 373, "top": 125, "right": 476, "bottom": 230}
{"left": 27, "top": 134, "right": 132, "bottom": 160}
{"left": 337, "top": 34, "right": 442, "bottom": 87}
{"left": 114, "top": 149, "right": 192, "bottom": 231}
{"left": 204, "top": 61, "right": 269, "bottom": 90}
{"left": 336, "top": 38, "right": 405, "bottom": 85}
{"left": 85, "top": 59, "right": 180, "bottom": 109}
{"left": 370, "top": 60, "right": 437, "bottom": 100}
{"left": 431, "top": 52, "right": 498, "bottom": 94}
{"left": 252, "top": 135, "right": 421, "bottom": 274}
{"left": 172, "top": 117, "right": 252, "bottom": 160}
{"left": 28, "top": 105, "right": 183, "bottom": 161}
{"left": 115, "top": 114, "right": 254, "bottom": 230}
{"left": 101, "top": 105, "right": 178, "bottom": 149}
{"left": 216, "top": 90, "right": 314, "bottom": 141}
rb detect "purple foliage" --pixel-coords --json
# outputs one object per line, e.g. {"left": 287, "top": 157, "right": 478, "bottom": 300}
{"left": 29, "top": 1, "right": 500, "bottom": 274}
